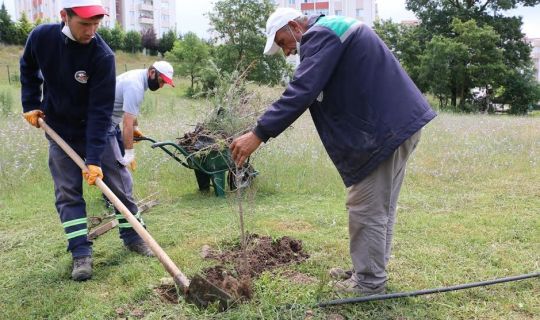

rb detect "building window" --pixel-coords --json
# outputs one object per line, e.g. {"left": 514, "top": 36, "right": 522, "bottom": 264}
{"left": 334, "top": 10, "right": 342, "bottom": 15}
{"left": 356, "top": 8, "right": 363, "bottom": 17}
{"left": 289, "top": 0, "right": 295, "bottom": 4}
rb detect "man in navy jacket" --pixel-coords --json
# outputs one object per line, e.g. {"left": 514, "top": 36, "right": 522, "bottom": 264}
{"left": 20, "top": 0, "right": 152, "bottom": 282}
{"left": 230, "top": 8, "right": 436, "bottom": 295}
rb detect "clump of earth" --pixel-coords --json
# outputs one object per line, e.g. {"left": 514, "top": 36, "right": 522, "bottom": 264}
{"left": 154, "top": 234, "right": 310, "bottom": 304}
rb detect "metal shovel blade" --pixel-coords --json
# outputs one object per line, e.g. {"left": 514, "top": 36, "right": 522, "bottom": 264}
{"left": 187, "top": 275, "right": 235, "bottom": 310}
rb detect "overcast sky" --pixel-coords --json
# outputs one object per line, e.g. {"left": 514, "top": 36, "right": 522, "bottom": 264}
{"left": 173, "top": 0, "right": 540, "bottom": 39}
{"left": 2, "top": 0, "right": 539, "bottom": 38}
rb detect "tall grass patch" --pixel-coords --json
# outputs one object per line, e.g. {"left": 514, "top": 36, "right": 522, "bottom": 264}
{"left": 1, "top": 78, "right": 538, "bottom": 320}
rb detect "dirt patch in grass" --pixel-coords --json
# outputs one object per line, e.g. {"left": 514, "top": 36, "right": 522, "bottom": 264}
{"left": 155, "top": 234, "right": 309, "bottom": 304}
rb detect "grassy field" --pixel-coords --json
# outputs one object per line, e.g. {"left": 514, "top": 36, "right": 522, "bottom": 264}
{"left": 0, "top": 45, "right": 539, "bottom": 319}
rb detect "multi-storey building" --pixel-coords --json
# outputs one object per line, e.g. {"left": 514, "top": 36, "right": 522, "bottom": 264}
{"left": 117, "top": 0, "right": 175, "bottom": 36}
{"left": 529, "top": 38, "right": 540, "bottom": 82}
{"left": 13, "top": 0, "right": 175, "bottom": 36}
{"left": 274, "top": 0, "right": 377, "bottom": 26}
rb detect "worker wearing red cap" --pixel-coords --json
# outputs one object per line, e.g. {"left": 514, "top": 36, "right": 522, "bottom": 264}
{"left": 20, "top": 0, "right": 154, "bottom": 282}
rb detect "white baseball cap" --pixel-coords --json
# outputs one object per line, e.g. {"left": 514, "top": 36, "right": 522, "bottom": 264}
{"left": 62, "top": 0, "right": 107, "bottom": 18}
{"left": 264, "top": 8, "right": 303, "bottom": 55}
{"left": 152, "top": 61, "right": 175, "bottom": 87}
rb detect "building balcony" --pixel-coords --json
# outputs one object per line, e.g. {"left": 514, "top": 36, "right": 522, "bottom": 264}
{"left": 139, "top": 17, "right": 154, "bottom": 24}
{"left": 139, "top": 3, "right": 153, "bottom": 11}
{"left": 300, "top": 1, "right": 328, "bottom": 11}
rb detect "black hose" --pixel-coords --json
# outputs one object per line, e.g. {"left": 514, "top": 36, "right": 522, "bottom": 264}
{"left": 317, "top": 272, "right": 540, "bottom": 307}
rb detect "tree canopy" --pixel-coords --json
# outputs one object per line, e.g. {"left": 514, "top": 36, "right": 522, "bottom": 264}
{"left": 208, "top": 0, "right": 290, "bottom": 85}
{"left": 375, "top": 0, "right": 540, "bottom": 113}
{"left": 166, "top": 32, "right": 210, "bottom": 95}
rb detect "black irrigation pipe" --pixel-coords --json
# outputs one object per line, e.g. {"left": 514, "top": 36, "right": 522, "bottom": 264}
{"left": 317, "top": 272, "right": 540, "bottom": 308}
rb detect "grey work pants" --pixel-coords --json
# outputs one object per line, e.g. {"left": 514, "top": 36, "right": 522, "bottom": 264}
{"left": 346, "top": 130, "right": 421, "bottom": 289}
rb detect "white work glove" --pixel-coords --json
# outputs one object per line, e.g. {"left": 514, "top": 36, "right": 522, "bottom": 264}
{"left": 120, "top": 149, "right": 136, "bottom": 171}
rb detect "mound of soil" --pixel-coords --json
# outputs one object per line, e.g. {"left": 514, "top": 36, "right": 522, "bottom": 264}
{"left": 154, "top": 234, "right": 309, "bottom": 305}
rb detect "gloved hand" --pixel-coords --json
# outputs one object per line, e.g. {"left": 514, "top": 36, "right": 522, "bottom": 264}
{"left": 23, "top": 110, "right": 45, "bottom": 128}
{"left": 120, "top": 149, "right": 136, "bottom": 171}
{"left": 82, "top": 165, "right": 103, "bottom": 185}
{"left": 133, "top": 126, "right": 144, "bottom": 138}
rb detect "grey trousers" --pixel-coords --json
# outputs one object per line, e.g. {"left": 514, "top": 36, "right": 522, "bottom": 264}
{"left": 346, "top": 130, "right": 421, "bottom": 289}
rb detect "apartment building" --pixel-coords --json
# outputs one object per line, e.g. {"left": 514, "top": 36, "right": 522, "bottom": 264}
{"left": 529, "top": 38, "right": 540, "bottom": 82}
{"left": 118, "top": 0, "right": 175, "bottom": 36}
{"left": 274, "top": 0, "right": 377, "bottom": 26}
{"left": 13, "top": 0, "right": 175, "bottom": 36}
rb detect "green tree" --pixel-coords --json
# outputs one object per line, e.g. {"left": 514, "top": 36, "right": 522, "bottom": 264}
{"left": 15, "top": 12, "right": 33, "bottom": 45}
{"left": 123, "top": 30, "right": 142, "bottom": 53}
{"left": 374, "top": 19, "right": 424, "bottom": 89}
{"left": 0, "top": 3, "right": 16, "bottom": 44}
{"left": 166, "top": 32, "right": 209, "bottom": 95}
{"left": 109, "top": 22, "right": 125, "bottom": 51}
{"left": 418, "top": 19, "right": 506, "bottom": 111}
{"left": 208, "top": 0, "right": 289, "bottom": 84}
{"left": 500, "top": 68, "right": 540, "bottom": 114}
{"left": 158, "top": 29, "right": 176, "bottom": 57}
{"left": 419, "top": 35, "right": 467, "bottom": 110}
{"left": 33, "top": 17, "right": 44, "bottom": 29}
{"left": 452, "top": 19, "right": 506, "bottom": 112}
{"left": 405, "top": 0, "right": 540, "bottom": 113}
{"left": 0, "top": 2, "right": 17, "bottom": 44}
{"left": 97, "top": 26, "right": 112, "bottom": 46}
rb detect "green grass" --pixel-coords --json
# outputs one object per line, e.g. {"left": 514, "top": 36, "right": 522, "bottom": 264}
{"left": 1, "top": 45, "right": 539, "bottom": 319}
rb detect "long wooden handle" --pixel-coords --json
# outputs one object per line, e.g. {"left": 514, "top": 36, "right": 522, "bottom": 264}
{"left": 38, "top": 118, "right": 190, "bottom": 291}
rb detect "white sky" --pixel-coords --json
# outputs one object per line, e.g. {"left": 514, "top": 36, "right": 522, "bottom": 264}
{"left": 2, "top": 0, "right": 539, "bottom": 38}
{"left": 173, "top": 0, "right": 540, "bottom": 39}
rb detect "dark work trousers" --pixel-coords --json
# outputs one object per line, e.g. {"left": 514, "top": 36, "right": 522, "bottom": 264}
{"left": 47, "top": 127, "right": 142, "bottom": 259}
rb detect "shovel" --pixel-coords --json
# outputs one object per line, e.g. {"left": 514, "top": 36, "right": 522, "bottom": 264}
{"left": 37, "top": 118, "right": 233, "bottom": 310}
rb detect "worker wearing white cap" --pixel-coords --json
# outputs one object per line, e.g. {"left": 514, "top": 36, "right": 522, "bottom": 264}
{"left": 231, "top": 8, "right": 437, "bottom": 296}
{"left": 20, "top": 0, "right": 155, "bottom": 282}
{"left": 111, "top": 61, "right": 175, "bottom": 172}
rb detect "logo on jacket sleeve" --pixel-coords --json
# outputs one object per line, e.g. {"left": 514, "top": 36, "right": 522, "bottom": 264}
{"left": 74, "top": 71, "right": 89, "bottom": 84}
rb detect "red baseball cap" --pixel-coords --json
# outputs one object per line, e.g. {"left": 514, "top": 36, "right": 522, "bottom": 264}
{"left": 62, "top": 0, "right": 107, "bottom": 18}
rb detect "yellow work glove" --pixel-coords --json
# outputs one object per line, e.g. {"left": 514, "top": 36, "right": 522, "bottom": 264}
{"left": 82, "top": 165, "right": 103, "bottom": 185}
{"left": 133, "top": 126, "right": 144, "bottom": 138}
{"left": 133, "top": 126, "right": 144, "bottom": 143}
{"left": 23, "top": 110, "right": 45, "bottom": 128}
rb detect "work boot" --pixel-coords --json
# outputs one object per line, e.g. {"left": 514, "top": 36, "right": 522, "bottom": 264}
{"left": 329, "top": 267, "right": 353, "bottom": 280}
{"left": 333, "top": 278, "right": 385, "bottom": 296}
{"left": 125, "top": 241, "right": 154, "bottom": 257}
{"left": 71, "top": 256, "right": 93, "bottom": 281}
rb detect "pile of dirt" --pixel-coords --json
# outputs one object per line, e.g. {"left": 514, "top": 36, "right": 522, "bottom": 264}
{"left": 154, "top": 234, "right": 309, "bottom": 305}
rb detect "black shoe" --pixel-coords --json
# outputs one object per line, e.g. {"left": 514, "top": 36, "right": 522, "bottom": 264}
{"left": 72, "top": 256, "right": 93, "bottom": 281}
{"left": 125, "top": 241, "right": 155, "bottom": 257}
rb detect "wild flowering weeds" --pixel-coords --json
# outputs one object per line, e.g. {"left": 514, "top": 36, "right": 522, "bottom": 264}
{"left": 0, "top": 116, "right": 47, "bottom": 192}
{"left": 408, "top": 113, "right": 539, "bottom": 180}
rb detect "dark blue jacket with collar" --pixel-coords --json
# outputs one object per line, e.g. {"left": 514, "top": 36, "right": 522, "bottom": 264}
{"left": 254, "top": 15, "right": 436, "bottom": 187}
{"left": 20, "top": 23, "right": 116, "bottom": 166}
